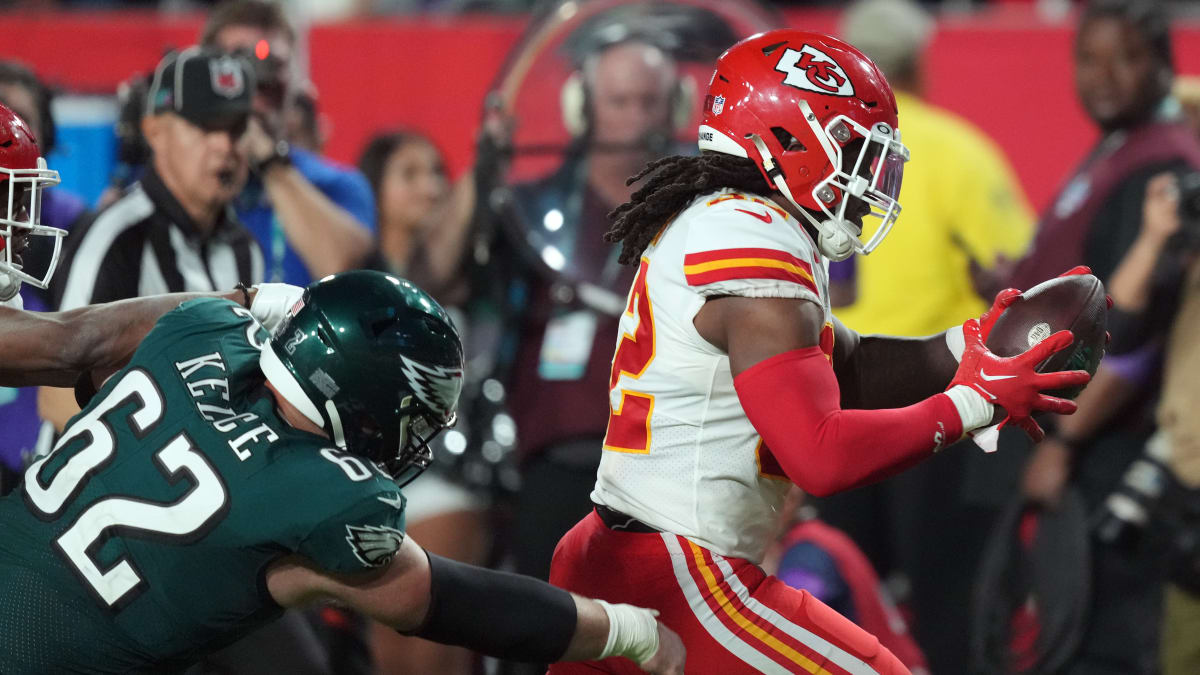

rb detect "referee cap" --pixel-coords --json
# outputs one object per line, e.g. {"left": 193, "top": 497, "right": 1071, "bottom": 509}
{"left": 146, "top": 47, "right": 254, "bottom": 131}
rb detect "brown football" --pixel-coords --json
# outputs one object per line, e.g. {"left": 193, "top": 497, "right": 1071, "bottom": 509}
{"left": 985, "top": 273, "right": 1108, "bottom": 399}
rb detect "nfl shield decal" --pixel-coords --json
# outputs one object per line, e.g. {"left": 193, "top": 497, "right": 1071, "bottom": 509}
{"left": 713, "top": 95, "right": 726, "bottom": 115}
{"left": 210, "top": 57, "right": 246, "bottom": 99}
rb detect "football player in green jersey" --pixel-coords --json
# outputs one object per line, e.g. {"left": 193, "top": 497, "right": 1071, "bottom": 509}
{"left": 0, "top": 271, "right": 685, "bottom": 674}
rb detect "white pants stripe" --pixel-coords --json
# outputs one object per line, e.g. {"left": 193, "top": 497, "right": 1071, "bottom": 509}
{"left": 661, "top": 533, "right": 793, "bottom": 674}
{"left": 711, "top": 551, "right": 880, "bottom": 675}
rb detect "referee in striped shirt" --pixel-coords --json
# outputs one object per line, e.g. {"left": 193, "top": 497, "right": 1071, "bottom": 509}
{"left": 40, "top": 47, "right": 264, "bottom": 430}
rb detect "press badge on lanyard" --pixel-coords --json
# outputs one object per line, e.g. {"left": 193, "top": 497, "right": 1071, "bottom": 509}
{"left": 538, "top": 310, "right": 597, "bottom": 381}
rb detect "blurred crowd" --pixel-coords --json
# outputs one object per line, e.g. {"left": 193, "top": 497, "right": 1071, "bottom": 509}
{"left": 0, "top": 0, "right": 1145, "bottom": 21}
{"left": 3, "top": 0, "right": 1200, "bottom": 673}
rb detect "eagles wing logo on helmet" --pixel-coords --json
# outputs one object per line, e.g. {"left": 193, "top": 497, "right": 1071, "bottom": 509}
{"left": 774, "top": 45, "right": 854, "bottom": 97}
{"left": 345, "top": 524, "right": 405, "bottom": 567}
{"left": 398, "top": 354, "right": 464, "bottom": 419}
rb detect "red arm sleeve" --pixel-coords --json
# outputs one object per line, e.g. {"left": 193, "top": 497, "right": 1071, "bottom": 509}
{"left": 733, "top": 347, "right": 963, "bottom": 497}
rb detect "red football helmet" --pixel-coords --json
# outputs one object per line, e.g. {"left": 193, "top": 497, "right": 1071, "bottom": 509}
{"left": 698, "top": 30, "right": 909, "bottom": 261}
{"left": 0, "top": 101, "right": 63, "bottom": 295}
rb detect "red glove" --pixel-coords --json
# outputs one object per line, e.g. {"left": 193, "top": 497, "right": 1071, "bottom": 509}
{"left": 978, "top": 266, "right": 1093, "bottom": 341}
{"left": 1057, "top": 265, "right": 1114, "bottom": 344}
{"left": 1057, "top": 265, "right": 1092, "bottom": 278}
{"left": 978, "top": 287, "right": 1022, "bottom": 342}
{"left": 948, "top": 319, "right": 1091, "bottom": 442}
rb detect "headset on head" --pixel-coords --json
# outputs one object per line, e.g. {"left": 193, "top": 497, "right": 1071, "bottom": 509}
{"left": 559, "top": 40, "right": 697, "bottom": 138}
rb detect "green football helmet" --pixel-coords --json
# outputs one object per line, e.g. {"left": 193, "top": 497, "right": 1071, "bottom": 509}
{"left": 259, "top": 271, "right": 464, "bottom": 486}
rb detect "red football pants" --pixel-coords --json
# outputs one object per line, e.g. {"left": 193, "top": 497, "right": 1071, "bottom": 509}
{"left": 548, "top": 511, "right": 909, "bottom": 675}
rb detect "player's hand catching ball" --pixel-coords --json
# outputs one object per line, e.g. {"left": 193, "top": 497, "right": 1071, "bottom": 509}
{"left": 978, "top": 287, "right": 1023, "bottom": 341}
{"left": 947, "top": 286, "right": 1022, "bottom": 363}
{"left": 948, "top": 318, "right": 1092, "bottom": 442}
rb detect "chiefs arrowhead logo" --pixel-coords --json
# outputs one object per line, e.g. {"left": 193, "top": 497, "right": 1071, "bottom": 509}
{"left": 345, "top": 524, "right": 405, "bottom": 567}
{"left": 774, "top": 45, "right": 854, "bottom": 97}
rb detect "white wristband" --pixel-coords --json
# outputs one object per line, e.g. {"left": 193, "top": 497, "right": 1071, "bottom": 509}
{"left": 596, "top": 600, "right": 661, "bottom": 665}
{"left": 248, "top": 282, "right": 305, "bottom": 334}
{"left": 944, "top": 384, "right": 994, "bottom": 434}
{"left": 945, "top": 324, "right": 965, "bottom": 363}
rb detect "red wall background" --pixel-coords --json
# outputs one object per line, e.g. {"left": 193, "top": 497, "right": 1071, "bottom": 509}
{"left": 2, "top": 7, "right": 1199, "bottom": 213}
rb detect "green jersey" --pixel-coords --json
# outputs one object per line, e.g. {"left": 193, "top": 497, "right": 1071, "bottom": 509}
{"left": 0, "top": 299, "right": 407, "bottom": 673}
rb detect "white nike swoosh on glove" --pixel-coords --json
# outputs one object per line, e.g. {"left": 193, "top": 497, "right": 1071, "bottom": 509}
{"left": 979, "top": 371, "right": 1017, "bottom": 381}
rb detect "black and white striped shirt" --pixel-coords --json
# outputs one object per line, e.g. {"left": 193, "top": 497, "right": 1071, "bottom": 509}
{"left": 54, "top": 166, "right": 263, "bottom": 311}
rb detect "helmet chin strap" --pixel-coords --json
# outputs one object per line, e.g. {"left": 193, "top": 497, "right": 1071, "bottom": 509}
{"left": 0, "top": 270, "right": 20, "bottom": 302}
{"left": 748, "top": 134, "right": 856, "bottom": 262}
{"left": 815, "top": 223, "right": 856, "bottom": 262}
{"left": 323, "top": 399, "right": 347, "bottom": 449}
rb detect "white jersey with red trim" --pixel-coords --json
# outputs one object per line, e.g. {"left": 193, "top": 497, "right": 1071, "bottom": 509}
{"left": 591, "top": 188, "right": 832, "bottom": 564}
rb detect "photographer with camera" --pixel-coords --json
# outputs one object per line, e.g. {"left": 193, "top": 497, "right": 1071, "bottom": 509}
{"left": 1102, "top": 168, "right": 1200, "bottom": 675}
{"left": 965, "top": 2, "right": 1200, "bottom": 672}
{"left": 202, "top": 0, "right": 376, "bottom": 287}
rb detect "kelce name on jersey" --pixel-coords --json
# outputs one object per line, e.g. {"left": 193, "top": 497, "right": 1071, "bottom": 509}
{"left": 174, "top": 350, "right": 279, "bottom": 461}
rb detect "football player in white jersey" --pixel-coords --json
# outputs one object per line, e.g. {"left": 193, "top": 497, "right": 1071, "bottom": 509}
{"left": 0, "top": 102, "right": 66, "bottom": 310}
{"left": 549, "top": 30, "right": 1091, "bottom": 674}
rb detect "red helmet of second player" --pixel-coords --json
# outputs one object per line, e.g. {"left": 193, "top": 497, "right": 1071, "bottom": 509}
{"left": 698, "top": 30, "right": 910, "bottom": 261}
{"left": 0, "top": 102, "right": 63, "bottom": 291}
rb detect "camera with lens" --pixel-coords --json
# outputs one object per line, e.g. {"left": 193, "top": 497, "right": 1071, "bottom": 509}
{"left": 1092, "top": 431, "right": 1175, "bottom": 550}
{"left": 228, "top": 45, "right": 289, "bottom": 113}
{"left": 1177, "top": 171, "right": 1200, "bottom": 250}
{"left": 109, "top": 73, "right": 152, "bottom": 192}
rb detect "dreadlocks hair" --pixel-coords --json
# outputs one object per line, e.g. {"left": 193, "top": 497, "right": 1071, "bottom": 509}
{"left": 606, "top": 152, "right": 774, "bottom": 265}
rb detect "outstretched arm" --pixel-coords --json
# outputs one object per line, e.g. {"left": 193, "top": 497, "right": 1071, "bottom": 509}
{"left": 266, "top": 537, "right": 685, "bottom": 673}
{"left": 696, "top": 294, "right": 1084, "bottom": 497}
{"left": 835, "top": 273, "right": 1041, "bottom": 410}
{"left": 829, "top": 283, "right": 1031, "bottom": 410}
{"left": 0, "top": 290, "right": 248, "bottom": 388}
{"left": 697, "top": 296, "right": 974, "bottom": 496}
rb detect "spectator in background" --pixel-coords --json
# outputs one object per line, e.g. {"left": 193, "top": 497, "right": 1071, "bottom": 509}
{"left": 358, "top": 131, "right": 474, "bottom": 299}
{"left": 982, "top": 1, "right": 1200, "bottom": 672}
{"left": 490, "top": 37, "right": 682, "bottom": 583}
{"left": 1104, "top": 170, "right": 1200, "bottom": 675}
{"left": 810, "top": 2, "right": 1035, "bottom": 671}
{"left": 1070, "top": 80, "right": 1200, "bottom": 675}
{"left": 355, "top": 129, "right": 490, "bottom": 675}
{"left": 831, "top": 0, "right": 1034, "bottom": 328}
{"left": 201, "top": 0, "right": 376, "bottom": 286}
{"left": 453, "top": 35, "right": 686, "bottom": 675}
{"left": 358, "top": 131, "right": 446, "bottom": 281}
{"left": 0, "top": 62, "right": 87, "bottom": 495}
{"left": 97, "top": 72, "right": 153, "bottom": 212}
